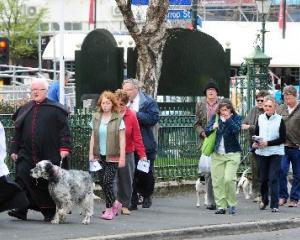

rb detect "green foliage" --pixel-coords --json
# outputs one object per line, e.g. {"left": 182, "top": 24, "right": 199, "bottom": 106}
{"left": 0, "top": 0, "right": 47, "bottom": 64}
{"left": 0, "top": 99, "right": 27, "bottom": 113}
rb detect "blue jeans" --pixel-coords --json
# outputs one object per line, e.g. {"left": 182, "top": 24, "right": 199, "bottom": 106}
{"left": 259, "top": 155, "right": 281, "bottom": 209}
{"left": 279, "top": 147, "right": 300, "bottom": 202}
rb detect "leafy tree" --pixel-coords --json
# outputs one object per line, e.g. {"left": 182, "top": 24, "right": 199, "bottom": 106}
{"left": 116, "top": 0, "right": 169, "bottom": 98}
{"left": 0, "top": 0, "right": 47, "bottom": 64}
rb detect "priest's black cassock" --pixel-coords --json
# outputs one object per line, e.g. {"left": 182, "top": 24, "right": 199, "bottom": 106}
{"left": 10, "top": 99, "right": 71, "bottom": 216}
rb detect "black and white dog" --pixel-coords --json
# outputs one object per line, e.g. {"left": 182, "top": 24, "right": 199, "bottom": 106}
{"left": 30, "top": 160, "right": 94, "bottom": 224}
{"left": 236, "top": 168, "right": 252, "bottom": 199}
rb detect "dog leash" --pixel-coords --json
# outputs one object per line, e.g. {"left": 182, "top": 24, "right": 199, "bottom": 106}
{"left": 240, "top": 149, "right": 252, "bottom": 164}
{"left": 60, "top": 157, "right": 64, "bottom": 168}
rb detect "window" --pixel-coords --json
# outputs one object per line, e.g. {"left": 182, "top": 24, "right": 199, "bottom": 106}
{"left": 72, "top": 22, "right": 82, "bottom": 30}
{"left": 40, "top": 23, "right": 49, "bottom": 31}
{"left": 51, "top": 22, "right": 60, "bottom": 31}
{"left": 64, "top": 22, "right": 72, "bottom": 30}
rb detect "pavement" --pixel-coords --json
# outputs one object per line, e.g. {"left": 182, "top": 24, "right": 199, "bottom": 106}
{"left": 1, "top": 183, "right": 300, "bottom": 240}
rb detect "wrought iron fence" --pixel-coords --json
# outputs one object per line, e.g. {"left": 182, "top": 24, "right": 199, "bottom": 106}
{"left": 1, "top": 103, "right": 249, "bottom": 180}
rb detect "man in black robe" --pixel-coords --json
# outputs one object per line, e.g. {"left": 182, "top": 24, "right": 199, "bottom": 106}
{"left": 8, "top": 78, "right": 71, "bottom": 221}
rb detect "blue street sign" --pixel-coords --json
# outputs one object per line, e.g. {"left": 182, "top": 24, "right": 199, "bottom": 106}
{"left": 170, "top": 0, "right": 191, "bottom": 5}
{"left": 132, "top": 0, "right": 192, "bottom": 5}
{"left": 167, "top": 9, "right": 192, "bottom": 20}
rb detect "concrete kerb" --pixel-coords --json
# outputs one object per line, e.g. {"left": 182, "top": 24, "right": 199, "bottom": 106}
{"left": 69, "top": 218, "right": 300, "bottom": 240}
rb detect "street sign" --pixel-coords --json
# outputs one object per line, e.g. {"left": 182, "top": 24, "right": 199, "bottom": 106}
{"left": 132, "top": 0, "right": 192, "bottom": 5}
{"left": 167, "top": 9, "right": 192, "bottom": 20}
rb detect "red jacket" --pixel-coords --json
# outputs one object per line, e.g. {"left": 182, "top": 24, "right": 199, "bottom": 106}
{"left": 123, "top": 107, "right": 146, "bottom": 159}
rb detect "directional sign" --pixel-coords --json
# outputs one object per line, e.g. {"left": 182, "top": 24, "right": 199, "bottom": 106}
{"left": 167, "top": 9, "right": 192, "bottom": 20}
{"left": 132, "top": 0, "right": 192, "bottom": 5}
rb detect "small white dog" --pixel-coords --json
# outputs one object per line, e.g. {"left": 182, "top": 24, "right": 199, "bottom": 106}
{"left": 236, "top": 168, "right": 253, "bottom": 199}
{"left": 30, "top": 160, "right": 94, "bottom": 224}
{"left": 195, "top": 178, "right": 207, "bottom": 207}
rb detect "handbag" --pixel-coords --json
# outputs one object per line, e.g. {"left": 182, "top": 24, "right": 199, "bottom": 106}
{"left": 201, "top": 115, "right": 219, "bottom": 156}
{"left": 198, "top": 154, "right": 212, "bottom": 174}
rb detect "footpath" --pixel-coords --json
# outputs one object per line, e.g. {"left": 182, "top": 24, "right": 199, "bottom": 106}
{"left": 1, "top": 183, "right": 300, "bottom": 240}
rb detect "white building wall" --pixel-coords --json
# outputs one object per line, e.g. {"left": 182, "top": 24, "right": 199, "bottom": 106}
{"left": 24, "top": 0, "right": 126, "bottom": 33}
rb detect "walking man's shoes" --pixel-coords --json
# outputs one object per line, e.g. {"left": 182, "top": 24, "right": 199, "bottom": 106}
{"left": 215, "top": 208, "right": 226, "bottom": 214}
{"left": 288, "top": 200, "right": 298, "bottom": 208}
{"left": 8, "top": 209, "right": 27, "bottom": 220}
{"left": 142, "top": 197, "right": 152, "bottom": 208}
{"left": 278, "top": 198, "right": 287, "bottom": 206}
{"left": 206, "top": 205, "right": 216, "bottom": 210}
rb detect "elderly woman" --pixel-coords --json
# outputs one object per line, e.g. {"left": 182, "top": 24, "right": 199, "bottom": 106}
{"left": 253, "top": 95, "right": 286, "bottom": 212}
{"left": 205, "top": 98, "right": 242, "bottom": 215}
{"left": 242, "top": 90, "right": 269, "bottom": 202}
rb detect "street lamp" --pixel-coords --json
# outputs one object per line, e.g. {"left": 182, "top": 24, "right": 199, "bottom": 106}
{"left": 255, "top": 0, "right": 271, "bottom": 53}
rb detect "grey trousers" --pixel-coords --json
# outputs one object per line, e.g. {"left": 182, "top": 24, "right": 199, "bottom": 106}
{"left": 204, "top": 173, "right": 216, "bottom": 206}
{"left": 115, "top": 152, "right": 135, "bottom": 208}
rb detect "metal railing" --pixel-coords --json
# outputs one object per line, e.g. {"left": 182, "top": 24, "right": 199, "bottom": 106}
{"left": 1, "top": 102, "right": 250, "bottom": 180}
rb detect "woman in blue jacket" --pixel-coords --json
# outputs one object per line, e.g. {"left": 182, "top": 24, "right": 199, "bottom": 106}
{"left": 205, "top": 98, "right": 242, "bottom": 214}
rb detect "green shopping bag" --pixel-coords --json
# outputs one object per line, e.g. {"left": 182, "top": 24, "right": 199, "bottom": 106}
{"left": 201, "top": 115, "right": 219, "bottom": 156}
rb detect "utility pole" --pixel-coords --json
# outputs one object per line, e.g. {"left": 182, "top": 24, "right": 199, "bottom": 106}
{"left": 192, "top": 0, "right": 198, "bottom": 30}
{"left": 94, "top": 0, "right": 97, "bottom": 29}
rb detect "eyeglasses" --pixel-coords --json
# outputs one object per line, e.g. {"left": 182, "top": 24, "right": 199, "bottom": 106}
{"left": 31, "top": 89, "right": 46, "bottom": 92}
{"left": 256, "top": 99, "right": 264, "bottom": 103}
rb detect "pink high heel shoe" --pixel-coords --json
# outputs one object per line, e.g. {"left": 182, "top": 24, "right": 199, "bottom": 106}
{"left": 101, "top": 208, "right": 114, "bottom": 220}
{"left": 112, "top": 201, "right": 122, "bottom": 216}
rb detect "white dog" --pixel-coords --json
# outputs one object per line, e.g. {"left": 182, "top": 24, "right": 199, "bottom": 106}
{"left": 236, "top": 168, "right": 252, "bottom": 199}
{"left": 195, "top": 178, "right": 207, "bottom": 207}
{"left": 30, "top": 160, "right": 94, "bottom": 224}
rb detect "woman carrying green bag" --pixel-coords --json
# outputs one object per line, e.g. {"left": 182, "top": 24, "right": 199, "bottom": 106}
{"left": 205, "top": 99, "right": 242, "bottom": 215}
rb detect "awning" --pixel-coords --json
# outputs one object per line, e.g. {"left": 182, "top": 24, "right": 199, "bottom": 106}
{"left": 42, "top": 33, "right": 86, "bottom": 61}
{"left": 201, "top": 21, "right": 300, "bottom": 67}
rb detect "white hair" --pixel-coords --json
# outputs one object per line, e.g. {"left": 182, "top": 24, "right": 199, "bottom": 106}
{"left": 122, "top": 78, "right": 143, "bottom": 89}
{"left": 31, "top": 78, "right": 49, "bottom": 90}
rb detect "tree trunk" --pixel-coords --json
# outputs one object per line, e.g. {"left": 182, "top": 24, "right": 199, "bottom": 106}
{"left": 115, "top": 0, "right": 169, "bottom": 98}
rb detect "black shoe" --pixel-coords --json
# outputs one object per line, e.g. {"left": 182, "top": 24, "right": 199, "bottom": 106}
{"left": 8, "top": 209, "right": 27, "bottom": 220}
{"left": 128, "top": 204, "right": 138, "bottom": 211}
{"left": 215, "top": 209, "right": 226, "bottom": 214}
{"left": 142, "top": 197, "right": 152, "bottom": 208}
{"left": 206, "top": 205, "right": 217, "bottom": 210}
{"left": 43, "top": 216, "right": 54, "bottom": 222}
{"left": 41, "top": 208, "right": 55, "bottom": 222}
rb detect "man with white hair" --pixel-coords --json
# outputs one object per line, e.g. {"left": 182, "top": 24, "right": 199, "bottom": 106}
{"left": 8, "top": 78, "right": 71, "bottom": 222}
{"left": 122, "top": 78, "right": 159, "bottom": 210}
{"left": 277, "top": 85, "right": 300, "bottom": 207}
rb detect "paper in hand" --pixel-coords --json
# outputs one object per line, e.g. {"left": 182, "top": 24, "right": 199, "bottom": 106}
{"left": 89, "top": 161, "right": 102, "bottom": 172}
{"left": 137, "top": 160, "right": 150, "bottom": 173}
{"left": 252, "top": 135, "right": 263, "bottom": 143}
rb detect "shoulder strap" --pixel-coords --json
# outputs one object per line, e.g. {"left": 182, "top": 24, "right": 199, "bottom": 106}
{"left": 214, "top": 114, "right": 219, "bottom": 123}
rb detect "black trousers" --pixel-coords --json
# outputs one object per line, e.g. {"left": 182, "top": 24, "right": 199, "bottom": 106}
{"left": 131, "top": 151, "right": 156, "bottom": 203}
{"left": 259, "top": 154, "right": 281, "bottom": 209}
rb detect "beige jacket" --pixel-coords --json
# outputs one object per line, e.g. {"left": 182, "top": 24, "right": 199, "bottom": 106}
{"left": 277, "top": 103, "right": 300, "bottom": 148}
